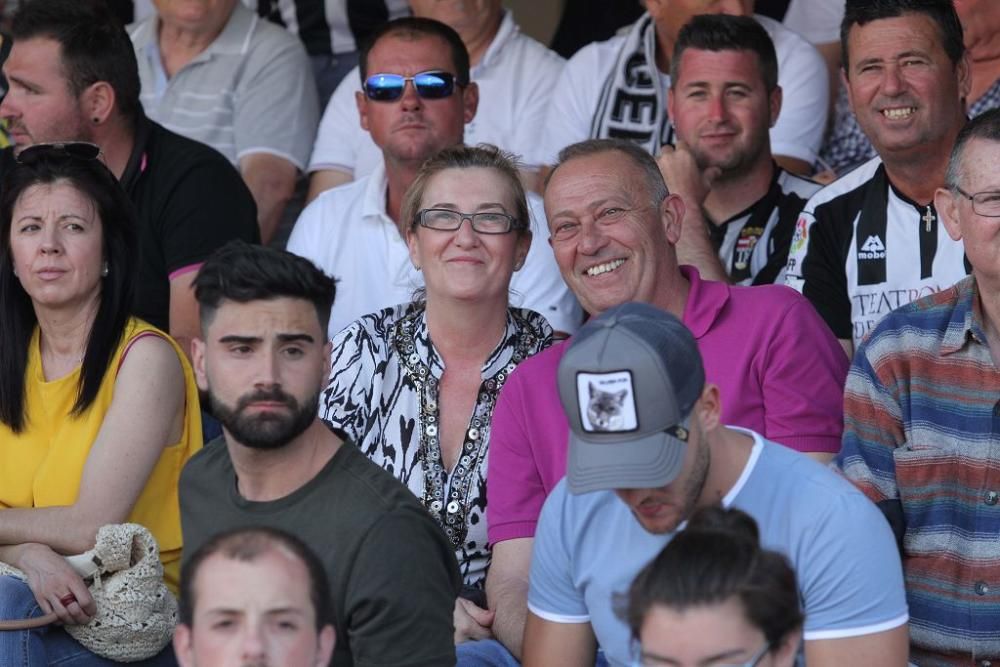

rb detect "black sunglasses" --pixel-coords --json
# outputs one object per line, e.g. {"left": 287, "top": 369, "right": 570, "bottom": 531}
{"left": 363, "top": 70, "right": 463, "bottom": 102}
{"left": 16, "top": 141, "right": 103, "bottom": 165}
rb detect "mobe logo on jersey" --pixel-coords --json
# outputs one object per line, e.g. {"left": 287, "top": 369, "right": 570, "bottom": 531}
{"left": 857, "top": 235, "right": 886, "bottom": 260}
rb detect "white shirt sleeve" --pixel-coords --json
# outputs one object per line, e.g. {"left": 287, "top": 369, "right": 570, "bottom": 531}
{"left": 286, "top": 196, "right": 329, "bottom": 269}
{"left": 533, "top": 41, "right": 611, "bottom": 167}
{"left": 509, "top": 194, "right": 582, "bottom": 334}
{"left": 234, "top": 23, "right": 319, "bottom": 170}
{"left": 763, "top": 16, "right": 830, "bottom": 165}
{"left": 490, "top": 37, "right": 565, "bottom": 170}
{"left": 308, "top": 66, "right": 365, "bottom": 173}
{"left": 782, "top": 0, "right": 845, "bottom": 45}
{"left": 527, "top": 483, "right": 591, "bottom": 622}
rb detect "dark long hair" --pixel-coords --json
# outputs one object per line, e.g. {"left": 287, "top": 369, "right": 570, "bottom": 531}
{"left": 622, "top": 506, "right": 803, "bottom": 648}
{"left": 0, "top": 152, "right": 137, "bottom": 432}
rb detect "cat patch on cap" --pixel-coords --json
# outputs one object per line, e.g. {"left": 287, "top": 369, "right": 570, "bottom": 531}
{"left": 577, "top": 371, "right": 639, "bottom": 433}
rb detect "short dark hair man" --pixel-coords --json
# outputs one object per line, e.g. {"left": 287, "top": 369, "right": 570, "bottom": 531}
{"left": 659, "top": 14, "right": 821, "bottom": 285}
{"left": 785, "top": 0, "right": 971, "bottom": 357}
{"left": 0, "top": 0, "right": 260, "bottom": 358}
{"left": 522, "top": 302, "right": 909, "bottom": 666}
{"left": 286, "top": 17, "right": 579, "bottom": 337}
{"left": 535, "top": 0, "right": 830, "bottom": 176}
{"left": 839, "top": 108, "right": 1000, "bottom": 664}
{"left": 181, "top": 242, "right": 461, "bottom": 667}
{"left": 175, "top": 526, "right": 336, "bottom": 667}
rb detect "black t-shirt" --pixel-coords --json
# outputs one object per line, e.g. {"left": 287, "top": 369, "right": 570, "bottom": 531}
{"left": 0, "top": 116, "right": 259, "bottom": 331}
{"left": 180, "top": 437, "right": 461, "bottom": 667}
{"left": 120, "top": 115, "right": 259, "bottom": 330}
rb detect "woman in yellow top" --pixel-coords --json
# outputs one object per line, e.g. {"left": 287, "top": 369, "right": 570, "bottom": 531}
{"left": 0, "top": 143, "right": 201, "bottom": 666}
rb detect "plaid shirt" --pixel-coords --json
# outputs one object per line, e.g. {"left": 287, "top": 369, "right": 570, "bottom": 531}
{"left": 819, "top": 77, "right": 1000, "bottom": 175}
{"left": 838, "top": 275, "right": 1000, "bottom": 665}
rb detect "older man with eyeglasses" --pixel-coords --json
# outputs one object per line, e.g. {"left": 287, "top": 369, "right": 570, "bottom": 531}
{"left": 286, "top": 17, "right": 579, "bottom": 339}
{"left": 838, "top": 107, "right": 1000, "bottom": 665}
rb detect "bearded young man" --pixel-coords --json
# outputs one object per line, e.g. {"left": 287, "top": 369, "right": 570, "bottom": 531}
{"left": 179, "top": 241, "right": 460, "bottom": 667}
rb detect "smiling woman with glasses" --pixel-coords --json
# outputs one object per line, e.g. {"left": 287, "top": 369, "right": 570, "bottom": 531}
{"left": 319, "top": 143, "right": 553, "bottom": 647}
{"left": 622, "top": 506, "right": 804, "bottom": 667}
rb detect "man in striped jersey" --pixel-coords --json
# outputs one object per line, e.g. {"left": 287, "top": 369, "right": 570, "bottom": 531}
{"left": 657, "top": 14, "right": 820, "bottom": 286}
{"left": 838, "top": 108, "right": 1000, "bottom": 664}
{"left": 784, "top": 0, "right": 971, "bottom": 358}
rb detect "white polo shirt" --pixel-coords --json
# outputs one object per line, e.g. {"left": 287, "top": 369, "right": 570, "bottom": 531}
{"left": 286, "top": 163, "right": 581, "bottom": 339}
{"left": 308, "top": 11, "right": 565, "bottom": 176}
{"left": 533, "top": 13, "right": 828, "bottom": 166}
{"left": 130, "top": 3, "right": 319, "bottom": 169}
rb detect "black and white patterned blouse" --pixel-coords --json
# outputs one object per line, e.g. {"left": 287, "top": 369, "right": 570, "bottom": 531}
{"left": 321, "top": 302, "right": 553, "bottom": 587}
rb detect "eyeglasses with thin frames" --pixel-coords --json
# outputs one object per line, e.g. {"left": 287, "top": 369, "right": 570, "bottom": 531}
{"left": 631, "top": 641, "right": 772, "bottom": 667}
{"left": 414, "top": 208, "right": 521, "bottom": 235}
{"left": 953, "top": 186, "right": 1000, "bottom": 217}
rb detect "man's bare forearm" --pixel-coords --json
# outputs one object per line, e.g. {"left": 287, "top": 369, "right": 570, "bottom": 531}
{"left": 488, "top": 577, "right": 528, "bottom": 658}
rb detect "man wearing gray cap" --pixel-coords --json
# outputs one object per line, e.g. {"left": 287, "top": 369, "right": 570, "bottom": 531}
{"left": 521, "top": 302, "right": 910, "bottom": 667}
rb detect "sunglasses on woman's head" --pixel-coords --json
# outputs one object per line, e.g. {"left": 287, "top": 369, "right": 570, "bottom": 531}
{"left": 363, "top": 70, "right": 462, "bottom": 102}
{"left": 15, "top": 141, "right": 103, "bottom": 165}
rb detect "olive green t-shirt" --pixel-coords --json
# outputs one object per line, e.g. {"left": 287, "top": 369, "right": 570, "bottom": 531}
{"left": 180, "top": 437, "right": 461, "bottom": 667}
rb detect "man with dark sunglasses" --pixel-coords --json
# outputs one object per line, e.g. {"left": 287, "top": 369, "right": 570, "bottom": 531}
{"left": 286, "top": 17, "right": 579, "bottom": 339}
{"left": 0, "top": 0, "right": 259, "bottom": 360}
{"left": 306, "top": 0, "right": 565, "bottom": 200}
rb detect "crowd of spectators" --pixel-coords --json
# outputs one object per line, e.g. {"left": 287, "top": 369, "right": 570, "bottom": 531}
{"left": 0, "top": 0, "right": 998, "bottom": 666}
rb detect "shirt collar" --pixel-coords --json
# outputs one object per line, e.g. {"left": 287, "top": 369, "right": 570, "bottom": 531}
{"left": 474, "top": 10, "right": 516, "bottom": 75}
{"left": 147, "top": 3, "right": 256, "bottom": 67}
{"left": 679, "top": 265, "right": 730, "bottom": 338}
{"left": 941, "top": 275, "right": 988, "bottom": 355}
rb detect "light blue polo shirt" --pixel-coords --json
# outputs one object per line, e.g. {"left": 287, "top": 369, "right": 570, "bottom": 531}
{"left": 528, "top": 429, "right": 909, "bottom": 667}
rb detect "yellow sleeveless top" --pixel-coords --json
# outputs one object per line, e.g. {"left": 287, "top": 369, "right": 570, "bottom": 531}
{"left": 0, "top": 318, "right": 203, "bottom": 592}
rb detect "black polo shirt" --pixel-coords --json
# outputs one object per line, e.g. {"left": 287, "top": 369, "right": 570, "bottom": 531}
{"left": 0, "top": 114, "right": 259, "bottom": 330}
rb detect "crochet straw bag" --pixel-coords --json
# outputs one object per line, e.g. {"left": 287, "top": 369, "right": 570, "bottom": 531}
{"left": 0, "top": 523, "right": 177, "bottom": 662}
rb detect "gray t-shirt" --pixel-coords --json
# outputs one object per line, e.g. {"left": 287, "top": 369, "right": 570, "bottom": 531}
{"left": 180, "top": 437, "right": 461, "bottom": 667}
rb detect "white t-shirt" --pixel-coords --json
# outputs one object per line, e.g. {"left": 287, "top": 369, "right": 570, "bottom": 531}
{"left": 534, "top": 13, "right": 828, "bottom": 166}
{"left": 286, "top": 162, "right": 581, "bottom": 338}
{"left": 782, "top": 0, "right": 844, "bottom": 45}
{"left": 308, "top": 10, "right": 564, "bottom": 175}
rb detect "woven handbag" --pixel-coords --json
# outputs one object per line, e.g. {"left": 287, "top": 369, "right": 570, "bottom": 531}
{"left": 0, "top": 523, "right": 177, "bottom": 662}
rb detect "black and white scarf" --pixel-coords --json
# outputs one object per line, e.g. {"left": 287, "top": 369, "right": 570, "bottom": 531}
{"left": 590, "top": 13, "right": 674, "bottom": 153}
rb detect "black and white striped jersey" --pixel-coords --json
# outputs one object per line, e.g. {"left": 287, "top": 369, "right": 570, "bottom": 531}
{"left": 784, "top": 157, "right": 969, "bottom": 346}
{"left": 251, "top": 0, "right": 409, "bottom": 57}
{"left": 708, "top": 166, "right": 820, "bottom": 286}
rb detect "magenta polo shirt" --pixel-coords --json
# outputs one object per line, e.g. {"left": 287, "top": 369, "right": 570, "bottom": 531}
{"left": 486, "top": 266, "right": 849, "bottom": 544}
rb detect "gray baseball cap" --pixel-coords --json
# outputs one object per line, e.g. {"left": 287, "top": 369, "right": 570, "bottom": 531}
{"left": 557, "top": 302, "right": 705, "bottom": 494}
